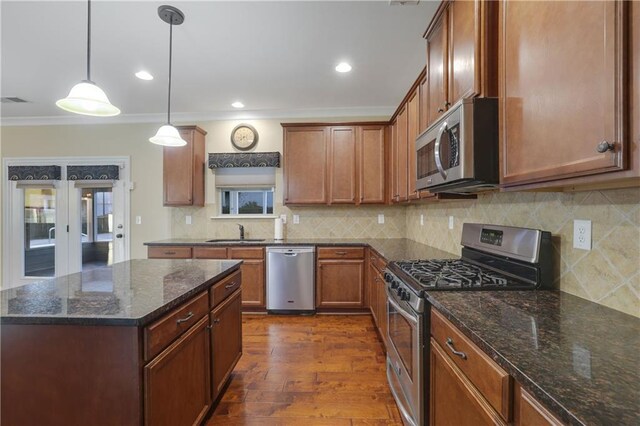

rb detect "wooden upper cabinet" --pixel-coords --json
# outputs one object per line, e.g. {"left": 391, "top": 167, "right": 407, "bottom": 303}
{"left": 329, "top": 127, "right": 357, "bottom": 204}
{"left": 426, "top": 7, "right": 449, "bottom": 127}
{"left": 500, "top": 1, "right": 627, "bottom": 186}
{"left": 395, "top": 106, "right": 409, "bottom": 203}
{"left": 419, "top": 73, "right": 429, "bottom": 134}
{"left": 407, "top": 89, "right": 420, "bottom": 200}
{"left": 358, "top": 125, "right": 386, "bottom": 204}
{"left": 283, "top": 127, "right": 328, "bottom": 204}
{"left": 163, "top": 126, "right": 206, "bottom": 206}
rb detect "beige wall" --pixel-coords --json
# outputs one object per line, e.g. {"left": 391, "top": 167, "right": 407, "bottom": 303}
{"left": 406, "top": 189, "right": 640, "bottom": 317}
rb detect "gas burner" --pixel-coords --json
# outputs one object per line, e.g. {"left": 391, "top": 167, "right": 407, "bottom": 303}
{"left": 396, "top": 259, "right": 516, "bottom": 290}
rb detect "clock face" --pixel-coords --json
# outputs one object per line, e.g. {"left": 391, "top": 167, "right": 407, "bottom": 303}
{"left": 231, "top": 124, "right": 258, "bottom": 150}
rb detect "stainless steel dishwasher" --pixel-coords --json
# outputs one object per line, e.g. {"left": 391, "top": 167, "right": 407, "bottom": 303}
{"left": 266, "top": 246, "right": 315, "bottom": 313}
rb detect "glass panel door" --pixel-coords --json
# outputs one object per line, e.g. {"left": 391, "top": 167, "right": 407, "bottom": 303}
{"left": 23, "top": 187, "right": 57, "bottom": 277}
{"left": 81, "top": 187, "right": 114, "bottom": 271}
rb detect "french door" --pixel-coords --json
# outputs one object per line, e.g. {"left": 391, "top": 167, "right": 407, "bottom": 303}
{"left": 3, "top": 158, "right": 130, "bottom": 289}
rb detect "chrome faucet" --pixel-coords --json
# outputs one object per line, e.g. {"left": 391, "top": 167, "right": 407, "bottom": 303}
{"left": 238, "top": 224, "right": 245, "bottom": 240}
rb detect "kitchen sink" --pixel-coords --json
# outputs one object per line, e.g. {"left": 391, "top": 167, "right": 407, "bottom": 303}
{"left": 205, "top": 239, "right": 265, "bottom": 243}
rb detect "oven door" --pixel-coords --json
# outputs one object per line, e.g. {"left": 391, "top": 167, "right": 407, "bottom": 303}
{"left": 386, "top": 291, "right": 423, "bottom": 426}
{"left": 416, "top": 104, "right": 463, "bottom": 190}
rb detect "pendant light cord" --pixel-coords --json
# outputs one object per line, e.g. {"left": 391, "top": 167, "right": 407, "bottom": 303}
{"left": 86, "top": 0, "right": 91, "bottom": 82}
{"left": 167, "top": 21, "right": 173, "bottom": 124}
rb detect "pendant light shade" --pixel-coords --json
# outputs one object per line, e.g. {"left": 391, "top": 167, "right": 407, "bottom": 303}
{"left": 150, "top": 5, "right": 186, "bottom": 147}
{"left": 56, "top": 81, "right": 120, "bottom": 117}
{"left": 149, "top": 124, "right": 186, "bottom": 147}
{"left": 56, "top": 0, "right": 120, "bottom": 117}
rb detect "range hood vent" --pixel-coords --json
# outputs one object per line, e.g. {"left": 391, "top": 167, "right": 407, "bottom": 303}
{"left": 208, "top": 152, "right": 280, "bottom": 169}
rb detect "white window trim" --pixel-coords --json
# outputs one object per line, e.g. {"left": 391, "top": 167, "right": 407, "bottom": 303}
{"left": 218, "top": 187, "right": 274, "bottom": 217}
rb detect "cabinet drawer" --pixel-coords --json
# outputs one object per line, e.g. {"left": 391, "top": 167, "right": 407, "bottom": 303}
{"left": 148, "top": 246, "right": 192, "bottom": 259}
{"left": 317, "top": 247, "right": 365, "bottom": 259}
{"left": 369, "top": 249, "right": 387, "bottom": 272}
{"left": 228, "top": 247, "right": 265, "bottom": 259}
{"left": 210, "top": 270, "right": 242, "bottom": 308}
{"left": 431, "top": 309, "right": 512, "bottom": 421}
{"left": 144, "top": 292, "right": 209, "bottom": 361}
{"left": 193, "top": 246, "right": 228, "bottom": 259}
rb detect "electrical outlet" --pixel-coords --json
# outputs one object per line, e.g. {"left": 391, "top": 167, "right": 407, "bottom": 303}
{"left": 293, "top": 214, "right": 300, "bottom": 224}
{"left": 573, "top": 219, "right": 592, "bottom": 250}
{"left": 448, "top": 216, "right": 454, "bottom": 230}
{"left": 185, "top": 215, "right": 192, "bottom": 225}
{"left": 280, "top": 214, "right": 287, "bottom": 224}
{"left": 420, "top": 214, "right": 424, "bottom": 226}
{"left": 378, "top": 214, "right": 385, "bottom": 224}
{"left": 135, "top": 216, "right": 142, "bottom": 225}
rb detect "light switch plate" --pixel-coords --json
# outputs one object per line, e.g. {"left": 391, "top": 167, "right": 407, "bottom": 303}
{"left": 280, "top": 214, "right": 287, "bottom": 224}
{"left": 293, "top": 214, "right": 300, "bottom": 224}
{"left": 420, "top": 214, "right": 424, "bottom": 226}
{"left": 135, "top": 216, "right": 142, "bottom": 225}
{"left": 378, "top": 214, "right": 385, "bottom": 224}
{"left": 573, "top": 219, "right": 592, "bottom": 250}
{"left": 185, "top": 215, "right": 192, "bottom": 225}
{"left": 448, "top": 216, "right": 454, "bottom": 230}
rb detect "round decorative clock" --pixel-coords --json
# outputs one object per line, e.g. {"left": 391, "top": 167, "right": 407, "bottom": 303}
{"left": 230, "top": 124, "right": 258, "bottom": 151}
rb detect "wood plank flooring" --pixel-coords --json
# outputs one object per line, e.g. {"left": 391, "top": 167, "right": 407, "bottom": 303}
{"left": 207, "top": 314, "right": 402, "bottom": 425}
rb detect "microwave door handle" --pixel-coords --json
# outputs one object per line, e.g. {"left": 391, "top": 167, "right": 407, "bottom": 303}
{"left": 434, "top": 122, "right": 448, "bottom": 179}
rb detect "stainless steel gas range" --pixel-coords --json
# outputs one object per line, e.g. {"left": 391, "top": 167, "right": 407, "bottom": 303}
{"left": 384, "top": 223, "right": 553, "bottom": 426}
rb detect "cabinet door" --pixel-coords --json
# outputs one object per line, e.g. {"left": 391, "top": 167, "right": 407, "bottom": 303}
{"left": 426, "top": 8, "right": 449, "bottom": 126}
{"left": 329, "top": 127, "right": 357, "bottom": 204}
{"left": 448, "top": 0, "right": 479, "bottom": 103}
{"left": 316, "top": 260, "right": 365, "bottom": 308}
{"left": 390, "top": 119, "right": 399, "bottom": 203}
{"left": 368, "top": 262, "right": 379, "bottom": 324}
{"left": 376, "top": 270, "right": 388, "bottom": 349}
{"left": 210, "top": 289, "right": 243, "bottom": 400}
{"left": 395, "top": 106, "right": 409, "bottom": 203}
{"left": 407, "top": 90, "right": 420, "bottom": 200}
{"left": 144, "top": 316, "right": 211, "bottom": 426}
{"left": 163, "top": 129, "right": 194, "bottom": 206}
{"left": 237, "top": 259, "right": 265, "bottom": 308}
{"left": 358, "top": 125, "right": 386, "bottom": 204}
{"left": 500, "top": 1, "right": 627, "bottom": 186}
{"left": 430, "top": 339, "right": 505, "bottom": 426}
{"left": 419, "top": 73, "right": 429, "bottom": 134}
{"left": 514, "top": 384, "right": 564, "bottom": 426}
{"left": 283, "top": 127, "right": 328, "bottom": 204}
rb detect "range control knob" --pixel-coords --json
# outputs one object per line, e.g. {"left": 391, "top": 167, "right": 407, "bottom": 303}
{"left": 396, "top": 287, "right": 403, "bottom": 297}
{"left": 391, "top": 281, "right": 399, "bottom": 289}
{"left": 383, "top": 272, "right": 392, "bottom": 283}
{"left": 401, "top": 291, "right": 411, "bottom": 302}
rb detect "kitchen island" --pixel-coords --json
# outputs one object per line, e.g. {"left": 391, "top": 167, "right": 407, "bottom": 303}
{"left": 1, "top": 259, "right": 243, "bottom": 426}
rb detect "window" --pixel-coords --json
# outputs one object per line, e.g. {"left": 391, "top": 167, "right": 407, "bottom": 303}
{"left": 221, "top": 188, "right": 274, "bottom": 215}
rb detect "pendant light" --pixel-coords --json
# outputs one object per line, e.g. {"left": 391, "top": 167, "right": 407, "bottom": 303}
{"left": 149, "top": 5, "right": 186, "bottom": 147}
{"left": 56, "top": 0, "right": 120, "bottom": 117}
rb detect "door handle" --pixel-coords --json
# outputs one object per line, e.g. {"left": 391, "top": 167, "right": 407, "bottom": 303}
{"left": 116, "top": 233, "right": 123, "bottom": 239}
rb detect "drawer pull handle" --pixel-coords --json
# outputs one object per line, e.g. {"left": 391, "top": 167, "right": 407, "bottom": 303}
{"left": 164, "top": 251, "right": 177, "bottom": 255}
{"left": 225, "top": 281, "right": 238, "bottom": 289}
{"left": 335, "top": 251, "right": 347, "bottom": 255}
{"left": 176, "top": 311, "right": 194, "bottom": 324}
{"left": 446, "top": 338, "right": 467, "bottom": 360}
{"left": 212, "top": 318, "right": 220, "bottom": 324}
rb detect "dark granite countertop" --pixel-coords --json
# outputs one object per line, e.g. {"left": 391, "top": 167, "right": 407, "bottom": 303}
{"left": 0, "top": 259, "right": 241, "bottom": 326}
{"left": 427, "top": 290, "right": 640, "bottom": 426}
{"left": 144, "top": 238, "right": 455, "bottom": 262}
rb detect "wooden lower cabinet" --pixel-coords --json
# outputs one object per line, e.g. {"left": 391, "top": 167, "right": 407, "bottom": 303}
{"left": 237, "top": 259, "right": 265, "bottom": 308}
{"left": 144, "top": 316, "right": 212, "bottom": 426}
{"left": 514, "top": 384, "right": 565, "bottom": 426}
{"left": 367, "top": 250, "right": 388, "bottom": 349}
{"left": 316, "top": 259, "right": 365, "bottom": 309}
{"left": 375, "top": 269, "right": 388, "bottom": 347}
{"left": 430, "top": 339, "right": 506, "bottom": 426}
{"left": 211, "top": 289, "right": 243, "bottom": 399}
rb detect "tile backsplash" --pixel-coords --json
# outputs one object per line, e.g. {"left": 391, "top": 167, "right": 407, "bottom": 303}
{"left": 169, "top": 188, "right": 639, "bottom": 318}
{"left": 406, "top": 188, "right": 640, "bottom": 318}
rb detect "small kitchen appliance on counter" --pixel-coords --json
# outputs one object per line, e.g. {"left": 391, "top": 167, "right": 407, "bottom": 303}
{"left": 384, "top": 223, "right": 553, "bottom": 426}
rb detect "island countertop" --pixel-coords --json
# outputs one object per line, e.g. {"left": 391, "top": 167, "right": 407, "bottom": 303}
{"left": 0, "top": 259, "right": 242, "bottom": 326}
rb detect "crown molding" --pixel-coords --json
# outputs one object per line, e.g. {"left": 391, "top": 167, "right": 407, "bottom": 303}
{"left": 0, "top": 106, "right": 394, "bottom": 127}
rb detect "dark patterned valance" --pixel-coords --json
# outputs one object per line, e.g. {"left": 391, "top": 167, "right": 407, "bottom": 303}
{"left": 8, "top": 165, "right": 61, "bottom": 181}
{"left": 208, "top": 152, "right": 281, "bottom": 169}
{"left": 67, "top": 165, "right": 119, "bottom": 180}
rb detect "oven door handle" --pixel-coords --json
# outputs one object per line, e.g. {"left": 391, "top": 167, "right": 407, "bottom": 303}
{"left": 387, "top": 294, "right": 418, "bottom": 326}
{"left": 434, "top": 121, "right": 448, "bottom": 179}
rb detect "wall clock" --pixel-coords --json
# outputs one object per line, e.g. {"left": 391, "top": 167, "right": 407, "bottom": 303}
{"left": 230, "top": 124, "right": 259, "bottom": 151}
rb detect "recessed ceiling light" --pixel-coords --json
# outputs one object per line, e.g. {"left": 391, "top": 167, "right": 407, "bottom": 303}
{"left": 231, "top": 101, "right": 245, "bottom": 109}
{"left": 135, "top": 70, "right": 154, "bottom": 80}
{"left": 335, "top": 62, "right": 352, "bottom": 73}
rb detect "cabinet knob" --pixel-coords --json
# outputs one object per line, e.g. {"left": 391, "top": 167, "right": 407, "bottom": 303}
{"left": 596, "top": 141, "right": 615, "bottom": 153}
{"left": 444, "top": 102, "right": 451, "bottom": 107}
{"left": 437, "top": 108, "right": 444, "bottom": 113}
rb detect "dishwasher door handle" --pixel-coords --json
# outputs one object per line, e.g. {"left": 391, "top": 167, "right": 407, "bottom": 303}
{"left": 284, "top": 253, "right": 298, "bottom": 257}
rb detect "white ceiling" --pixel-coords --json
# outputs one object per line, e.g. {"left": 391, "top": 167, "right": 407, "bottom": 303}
{"left": 1, "top": 1, "right": 437, "bottom": 125}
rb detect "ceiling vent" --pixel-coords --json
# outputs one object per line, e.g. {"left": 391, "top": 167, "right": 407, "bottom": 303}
{"left": 1, "top": 97, "right": 29, "bottom": 104}
{"left": 389, "top": 1, "right": 420, "bottom": 5}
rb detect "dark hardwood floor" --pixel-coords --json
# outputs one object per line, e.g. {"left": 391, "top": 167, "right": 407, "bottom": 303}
{"left": 207, "top": 314, "right": 402, "bottom": 425}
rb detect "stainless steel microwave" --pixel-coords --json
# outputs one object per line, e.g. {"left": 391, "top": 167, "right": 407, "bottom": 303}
{"left": 415, "top": 98, "right": 499, "bottom": 193}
